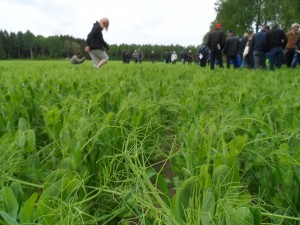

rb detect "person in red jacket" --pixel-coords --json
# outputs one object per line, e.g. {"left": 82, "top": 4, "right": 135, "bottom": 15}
{"left": 85, "top": 17, "right": 110, "bottom": 69}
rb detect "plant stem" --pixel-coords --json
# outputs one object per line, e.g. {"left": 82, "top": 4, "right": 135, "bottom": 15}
{"left": 7, "top": 176, "right": 43, "bottom": 188}
{"left": 261, "top": 212, "right": 300, "bottom": 221}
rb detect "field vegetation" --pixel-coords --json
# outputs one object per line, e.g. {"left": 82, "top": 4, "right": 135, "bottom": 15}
{"left": 0, "top": 60, "right": 300, "bottom": 224}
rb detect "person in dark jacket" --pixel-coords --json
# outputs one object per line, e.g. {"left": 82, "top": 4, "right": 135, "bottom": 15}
{"left": 223, "top": 30, "right": 239, "bottom": 69}
{"left": 180, "top": 50, "right": 187, "bottom": 64}
{"left": 265, "top": 24, "right": 288, "bottom": 70}
{"left": 252, "top": 25, "right": 270, "bottom": 69}
{"left": 85, "top": 17, "right": 110, "bottom": 69}
{"left": 122, "top": 50, "right": 128, "bottom": 64}
{"left": 151, "top": 50, "right": 156, "bottom": 64}
{"left": 238, "top": 32, "right": 249, "bottom": 68}
{"left": 198, "top": 43, "right": 209, "bottom": 67}
{"left": 207, "top": 23, "right": 226, "bottom": 70}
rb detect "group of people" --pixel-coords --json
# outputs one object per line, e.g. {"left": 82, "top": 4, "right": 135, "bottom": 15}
{"left": 70, "top": 16, "right": 209, "bottom": 68}
{"left": 207, "top": 22, "right": 300, "bottom": 70}
{"left": 122, "top": 49, "right": 144, "bottom": 64}
{"left": 70, "top": 17, "right": 300, "bottom": 72}
{"left": 162, "top": 50, "right": 194, "bottom": 65}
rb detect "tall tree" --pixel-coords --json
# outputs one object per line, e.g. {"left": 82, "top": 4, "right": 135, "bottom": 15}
{"left": 23, "top": 30, "right": 35, "bottom": 59}
{"left": 46, "top": 36, "right": 63, "bottom": 58}
{"left": 0, "top": 31, "right": 6, "bottom": 59}
{"left": 35, "top": 35, "right": 47, "bottom": 57}
{"left": 16, "top": 32, "right": 24, "bottom": 59}
{"left": 215, "top": 0, "right": 258, "bottom": 35}
{"left": 63, "top": 40, "right": 72, "bottom": 58}
{"left": 214, "top": 0, "right": 300, "bottom": 35}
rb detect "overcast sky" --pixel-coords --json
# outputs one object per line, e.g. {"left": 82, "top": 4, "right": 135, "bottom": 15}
{"left": 0, "top": 0, "right": 217, "bottom": 46}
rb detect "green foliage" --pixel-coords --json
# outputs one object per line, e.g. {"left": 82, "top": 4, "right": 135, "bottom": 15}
{"left": 0, "top": 29, "right": 198, "bottom": 60}
{"left": 214, "top": 0, "right": 300, "bottom": 35}
{"left": 0, "top": 61, "right": 300, "bottom": 224}
{"left": 172, "top": 176, "right": 202, "bottom": 223}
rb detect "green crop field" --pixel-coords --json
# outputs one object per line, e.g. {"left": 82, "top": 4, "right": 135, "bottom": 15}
{"left": 0, "top": 60, "right": 300, "bottom": 225}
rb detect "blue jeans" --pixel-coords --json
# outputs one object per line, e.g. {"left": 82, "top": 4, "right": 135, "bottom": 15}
{"left": 268, "top": 46, "right": 284, "bottom": 70}
{"left": 253, "top": 50, "right": 267, "bottom": 69}
{"left": 291, "top": 52, "right": 300, "bottom": 68}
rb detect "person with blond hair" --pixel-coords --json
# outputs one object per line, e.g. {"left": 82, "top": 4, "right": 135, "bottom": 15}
{"left": 285, "top": 23, "right": 300, "bottom": 67}
{"left": 85, "top": 17, "right": 110, "bottom": 69}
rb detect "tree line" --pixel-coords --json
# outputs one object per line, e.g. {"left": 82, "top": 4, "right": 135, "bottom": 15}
{"left": 0, "top": 30, "right": 198, "bottom": 62}
{"left": 211, "top": 0, "right": 300, "bottom": 37}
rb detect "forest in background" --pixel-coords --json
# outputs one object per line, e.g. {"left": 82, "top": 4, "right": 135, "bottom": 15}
{"left": 0, "top": 30, "right": 198, "bottom": 62}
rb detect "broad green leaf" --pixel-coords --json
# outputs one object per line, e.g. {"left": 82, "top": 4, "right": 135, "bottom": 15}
{"left": 60, "top": 157, "right": 75, "bottom": 170}
{"left": 35, "top": 195, "right": 57, "bottom": 225}
{"left": 226, "top": 207, "right": 254, "bottom": 225}
{"left": 172, "top": 176, "right": 201, "bottom": 223}
{"left": 201, "top": 191, "right": 215, "bottom": 225}
{"left": 199, "top": 164, "right": 212, "bottom": 189}
{"left": 212, "top": 164, "right": 231, "bottom": 186}
{"left": 249, "top": 207, "right": 261, "bottom": 225}
{"left": 26, "top": 129, "right": 36, "bottom": 152}
{"left": 228, "top": 135, "right": 247, "bottom": 157}
{"left": 73, "top": 143, "right": 83, "bottom": 168}
{"left": 9, "top": 182, "right": 24, "bottom": 208}
{"left": 236, "top": 207, "right": 254, "bottom": 224}
{"left": 17, "top": 118, "right": 28, "bottom": 131}
{"left": 0, "top": 211, "right": 20, "bottom": 225}
{"left": 18, "top": 133, "right": 26, "bottom": 149}
{"left": 21, "top": 193, "right": 38, "bottom": 224}
{"left": 212, "top": 164, "right": 232, "bottom": 198}
{"left": 60, "top": 128, "right": 72, "bottom": 152}
{"left": 0, "top": 187, "right": 19, "bottom": 219}
{"left": 36, "top": 180, "right": 63, "bottom": 225}
{"left": 156, "top": 174, "right": 171, "bottom": 207}
{"left": 36, "top": 170, "right": 82, "bottom": 225}
{"left": 62, "top": 178, "right": 81, "bottom": 202}
{"left": 45, "top": 106, "right": 60, "bottom": 125}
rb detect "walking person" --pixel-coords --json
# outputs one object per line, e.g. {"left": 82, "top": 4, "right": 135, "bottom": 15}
{"left": 151, "top": 50, "right": 156, "bottom": 64}
{"left": 252, "top": 25, "right": 270, "bottom": 69}
{"left": 122, "top": 50, "right": 128, "bottom": 64}
{"left": 198, "top": 43, "right": 209, "bottom": 67}
{"left": 180, "top": 50, "right": 187, "bottom": 64}
{"left": 291, "top": 39, "right": 300, "bottom": 68}
{"left": 137, "top": 49, "right": 143, "bottom": 63}
{"left": 132, "top": 50, "right": 138, "bottom": 63}
{"left": 85, "top": 17, "right": 110, "bottom": 69}
{"left": 238, "top": 32, "right": 249, "bottom": 68}
{"left": 171, "top": 51, "right": 178, "bottom": 64}
{"left": 207, "top": 23, "right": 226, "bottom": 70}
{"left": 223, "top": 30, "right": 239, "bottom": 69}
{"left": 265, "top": 24, "right": 288, "bottom": 70}
{"left": 187, "top": 50, "right": 193, "bottom": 65}
{"left": 285, "top": 23, "right": 300, "bottom": 67}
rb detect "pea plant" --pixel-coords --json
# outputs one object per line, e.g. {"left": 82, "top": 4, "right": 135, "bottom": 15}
{"left": 0, "top": 61, "right": 299, "bottom": 224}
